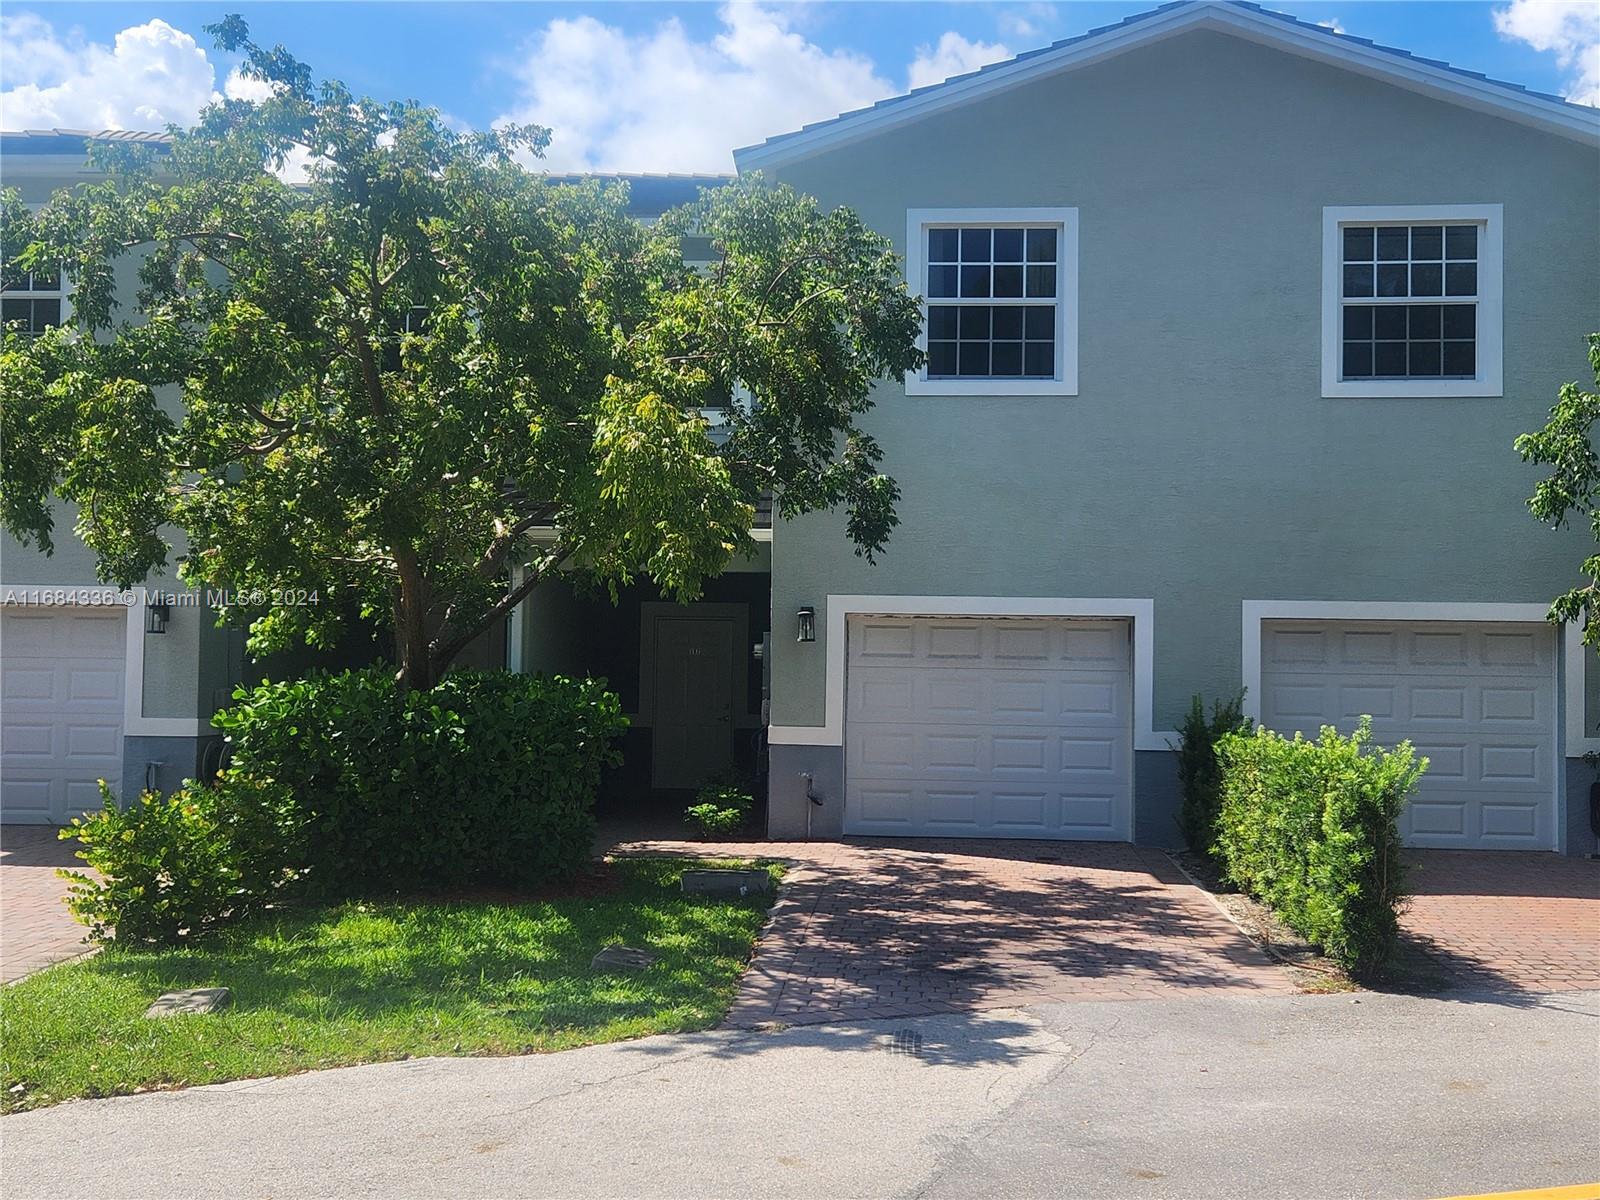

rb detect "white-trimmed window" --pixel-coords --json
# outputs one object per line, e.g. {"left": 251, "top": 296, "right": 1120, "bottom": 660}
{"left": 1, "top": 259, "right": 63, "bottom": 335}
{"left": 905, "top": 207, "right": 1078, "bottom": 396}
{"left": 1322, "top": 205, "right": 1502, "bottom": 398}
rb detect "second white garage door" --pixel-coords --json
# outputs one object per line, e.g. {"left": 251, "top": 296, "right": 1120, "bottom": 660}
{"left": 1, "top": 607, "right": 126, "bottom": 824}
{"left": 845, "top": 616, "right": 1133, "bottom": 840}
{"left": 1259, "top": 620, "right": 1557, "bottom": 850}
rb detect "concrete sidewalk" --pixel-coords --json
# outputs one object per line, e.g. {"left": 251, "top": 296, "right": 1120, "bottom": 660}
{"left": 4, "top": 990, "right": 1595, "bottom": 1200}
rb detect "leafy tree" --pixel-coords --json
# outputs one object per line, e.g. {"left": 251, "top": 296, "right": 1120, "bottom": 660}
{"left": 1516, "top": 334, "right": 1600, "bottom": 644}
{"left": 0, "top": 17, "right": 922, "bottom": 690}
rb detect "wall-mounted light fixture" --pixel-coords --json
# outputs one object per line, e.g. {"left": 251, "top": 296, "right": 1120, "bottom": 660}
{"left": 146, "top": 597, "right": 171, "bottom": 634}
{"left": 796, "top": 605, "right": 816, "bottom": 643}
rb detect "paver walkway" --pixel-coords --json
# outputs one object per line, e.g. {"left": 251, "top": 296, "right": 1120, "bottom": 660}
{"left": 1398, "top": 849, "right": 1600, "bottom": 993}
{"left": 602, "top": 834, "right": 1297, "bottom": 1025}
{"left": 1, "top": 825, "right": 93, "bottom": 983}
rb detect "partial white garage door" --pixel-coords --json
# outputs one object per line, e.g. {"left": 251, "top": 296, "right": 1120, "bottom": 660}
{"left": 1, "top": 608, "right": 126, "bottom": 824}
{"left": 1259, "top": 621, "right": 1557, "bottom": 850}
{"left": 845, "top": 616, "right": 1133, "bottom": 840}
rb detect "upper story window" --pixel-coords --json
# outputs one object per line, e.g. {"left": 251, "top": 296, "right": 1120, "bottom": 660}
{"left": 905, "top": 207, "right": 1078, "bottom": 397}
{"left": 1, "top": 260, "right": 63, "bottom": 335}
{"left": 1322, "top": 205, "right": 1502, "bottom": 398}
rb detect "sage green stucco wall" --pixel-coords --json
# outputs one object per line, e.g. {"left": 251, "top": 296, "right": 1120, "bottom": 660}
{"left": 763, "top": 29, "right": 1600, "bottom": 734}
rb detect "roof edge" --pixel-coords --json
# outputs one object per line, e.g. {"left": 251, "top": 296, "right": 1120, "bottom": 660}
{"left": 734, "top": 0, "right": 1600, "bottom": 172}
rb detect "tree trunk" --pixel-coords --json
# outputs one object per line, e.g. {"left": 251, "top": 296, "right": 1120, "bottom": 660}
{"left": 394, "top": 551, "right": 437, "bottom": 693}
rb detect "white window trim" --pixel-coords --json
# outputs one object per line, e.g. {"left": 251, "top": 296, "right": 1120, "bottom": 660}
{"left": 767, "top": 594, "right": 1173, "bottom": 752}
{"left": 904, "top": 207, "right": 1078, "bottom": 397}
{"left": 1321, "top": 204, "right": 1503, "bottom": 399}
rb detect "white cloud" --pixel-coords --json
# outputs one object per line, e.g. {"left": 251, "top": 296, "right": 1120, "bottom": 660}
{"left": 1494, "top": 0, "right": 1600, "bottom": 107}
{"left": 496, "top": 3, "right": 897, "bottom": 173}
{"left": 1316, "top": 18, "right": 1348, "bottom": 36}
{"left": 997, "top": 4, "right": 1057, "bottom": 43}
{"left": 907, "top": 32, "right": 1012, "bottom": 91}
{"left": 0, "top": 14, "right": 220, "bottom": 130}
{"left": 223, "top": 66, "right": 277, "bottom": 105}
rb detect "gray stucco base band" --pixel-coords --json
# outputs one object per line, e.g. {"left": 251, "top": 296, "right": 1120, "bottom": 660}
{"left": 1132, "top": 750, "right": 1183, "bottom": 848}
{"left": 1563, "top": 758, "right": 1599, "bottom": 858}
{"left": 766, "top": 744, "right": 1185, "bottom": 847}
{"left": 767, "top": 743, "right": 846, "bottom": 839}
{"left": 768, "top": 745, "right": 1593, "bottom": 857}
{"left": 120, "top": 735, "right": 220, "bottom": 802}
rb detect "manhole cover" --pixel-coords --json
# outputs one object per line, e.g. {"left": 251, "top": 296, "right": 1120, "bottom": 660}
{"left": 887, "top": 1028, "right": 923, "bottom": 1056}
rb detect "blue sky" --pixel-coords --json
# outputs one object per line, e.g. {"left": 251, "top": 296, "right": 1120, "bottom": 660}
{"left": 2, "top": 2, "right": 1596, "bottom": 172}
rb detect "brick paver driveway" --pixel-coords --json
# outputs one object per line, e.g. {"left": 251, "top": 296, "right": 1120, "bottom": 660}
{"left": 1, "top": 825, "right": 93, "bottom": 983}
{"left": 1398, "top": 850, "right": 1600, "bottom": 994}
{"left": 603, "top": 834, "right": 1297, "bottom": 1026}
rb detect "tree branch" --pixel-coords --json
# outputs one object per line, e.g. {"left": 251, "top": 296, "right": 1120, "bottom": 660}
{"left": 759, "top": 285, "right": 845, "bottom": 329}
{"left": 428, "top": 542, "right": 577, "bottom": 675}
{"left": 473, "top": 508, "right": 559, "bottom": 580}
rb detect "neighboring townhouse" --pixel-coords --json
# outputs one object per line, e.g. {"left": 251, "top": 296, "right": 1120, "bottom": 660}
{"left": 2, "top": 129, "right": 227, "bottom": 816}
{"left": 0, "top": 131, "right": 738, "bottom": 818}
{"left": 730, "top": 0, "right": 1600, "bottom": 854}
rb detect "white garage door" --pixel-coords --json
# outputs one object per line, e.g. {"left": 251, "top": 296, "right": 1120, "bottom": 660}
{"left": 1259, "top": 621, "right": 1557, "bottom": 850}
{"left": 1, "top": 608, "right": 126, "bottom": 824}
{"left": 845, "top": 616, "right": 1133, "bottom": 840}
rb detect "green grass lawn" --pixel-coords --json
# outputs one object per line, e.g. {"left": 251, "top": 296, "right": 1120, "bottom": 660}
{"left": 1, "top": 857, "right": 781, "bottom": 1112}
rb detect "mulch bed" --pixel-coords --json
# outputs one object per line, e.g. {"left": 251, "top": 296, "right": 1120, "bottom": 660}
{"left": 1171, "top": 850, "right": 1357, "bottom": 993}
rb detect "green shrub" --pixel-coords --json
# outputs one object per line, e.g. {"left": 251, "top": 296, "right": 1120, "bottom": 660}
{"left": 215, "top": 668, "right": 628, "bottom": 896}
{"left": 1215, "top": 718, "right": 1425, "bottom": 975}
{"left": 58, "top": 775, "right": 301, "bottom": 945}
{"left": 1173, "top": 691, "right": 1253, "bottom": 858}
{"left": 684, "top": 784, "right": 753, "bottom": 837}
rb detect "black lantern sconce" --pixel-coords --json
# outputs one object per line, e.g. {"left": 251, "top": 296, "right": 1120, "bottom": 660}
{"left": 146, "top": 597, "right": 171, "bottom": 634}
{"left": 796, "top": 606, "right": 816, "bottom": 643}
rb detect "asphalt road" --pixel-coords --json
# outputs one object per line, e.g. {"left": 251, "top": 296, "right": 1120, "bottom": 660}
{"left": 4, "top": 990, "right": 1597, "bottom": 1200}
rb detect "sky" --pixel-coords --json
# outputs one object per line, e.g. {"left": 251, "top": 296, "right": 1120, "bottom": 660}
{"left": 1, "top": 1, "right": 1596, "bottom": 174}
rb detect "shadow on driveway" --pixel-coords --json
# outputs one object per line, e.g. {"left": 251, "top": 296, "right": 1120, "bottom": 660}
{"left": 602, "top": 833, "right": 1297, "bottom": 1026}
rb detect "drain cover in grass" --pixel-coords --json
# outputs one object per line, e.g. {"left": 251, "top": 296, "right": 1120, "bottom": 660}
{"left": 144, "top": 988, "right": 232, "bottom": 1017}
{"left": 591, "top": 945, "right": 659, "bottom": 971}
{"left": 681, "top": 868, "right": 773, "bottom": 897}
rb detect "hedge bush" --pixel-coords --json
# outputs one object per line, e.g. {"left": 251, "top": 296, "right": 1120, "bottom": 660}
{"left": 215, "top": 668, "right": 628, "bottom": 896}
{"left": 1173, "top": 691, "right": 1252, "bottom": 859}
{"left": 59, "top": 775, "right": 302, "bottom": 945}
{"left": 1215, "top": 718, "right": 1425, "bottom": 975}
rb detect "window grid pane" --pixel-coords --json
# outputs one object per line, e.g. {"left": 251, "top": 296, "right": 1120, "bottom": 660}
{"left": 926, "top": 224, "right": 1060, "bottom": 380}
{"left": 1339, "top": 221, "right": 1479, "bottom": 381}
{"left": 928, "top": 304, "right": 1055, "bottom": 379}
{"left": 1341, "top": 222, "right": 1478, "bottom": 301}
{"left": 1340, "top": 303, "right": 1476, "bottom": 380}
